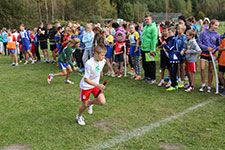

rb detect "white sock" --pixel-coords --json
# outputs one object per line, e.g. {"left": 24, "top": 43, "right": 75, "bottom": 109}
{"left": 181, "top": 81, "right": 184, "bottom": 84}
{"left": 161, "top": 79, "right": 164, "bottom": 83}
{"left": 202, "top": 83, "right": 206, "bottom": 87}
{"left": 178, "top": 78, "right": 181, "bottom": 82}
{"left": 208, "top": 86, "right": 211, "bottom": 90}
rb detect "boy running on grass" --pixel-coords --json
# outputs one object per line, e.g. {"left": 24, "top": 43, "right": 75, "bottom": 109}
{"left": 48, "top": 38, "right": 79, "bottom": 84}
{"left": 76, "top": 45, "right": 107, "bottom": 126}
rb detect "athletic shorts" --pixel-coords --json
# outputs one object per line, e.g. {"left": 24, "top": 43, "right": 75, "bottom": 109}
{"left": 40, "top": 41, "right": 48, "bottom": 50}
{"left": 115, "top": 53, "right": 123, "bottom": 62}
{"left": 50, "top": 42, "right": 57, "bottom": 51}
{"left": 22, "top": 44, "right": 30, "bottom": 51}
{"left": 8, "top": 49, "right": 16, "bottom": 53}
{"left": 105, "top": 45, "right": 113, "bottom": 59}
{"left": 58, "top": 61, "right": 70, "bottom": 70}
{"left": 160, "top": 50, "right": 171, "bottom": 69}
{"left": 185, "top": 61, "right": 197, "bottom": 72}
{"left": 80, "top": 87, "right": 103, "bottom": 102}
{"left": 219, "top": 65, "right": 225, "bottom": 72}
{"left": 200, "top": 55, "right": 215, "bottom": 62}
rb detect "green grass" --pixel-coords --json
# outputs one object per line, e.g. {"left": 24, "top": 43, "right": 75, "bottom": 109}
{"left": 0, "top": 55, "right": 225, "bottom": 150}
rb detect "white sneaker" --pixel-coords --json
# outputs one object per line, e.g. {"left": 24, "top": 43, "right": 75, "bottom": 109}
{"left": 166, "top": 81, "right": 171, "bottom": 88}
{"left": 158, "top": 81, "right": 164, "bottom": 87}
{"left": 48, "top": 74, "right": 54, "bottom": 84}
{"left": 88, "top": 105, "right": 93, "bottom": 114}
{"left": 31, "top": 60, "right": 35, "bottom": 64}
{"left": 207, "top": 88, "right": 211, "bottom": 93}
{"left": 24, "top": 61, "right": 29, "bottom": 64}
{"left": 76, "top": 114, "right": 85, "bottom": 126}
{"left": 199, "top": 86, "right": 205, "bottom": 92}
{"left": 15, "top": 63, "right": 19, "bottom": 66}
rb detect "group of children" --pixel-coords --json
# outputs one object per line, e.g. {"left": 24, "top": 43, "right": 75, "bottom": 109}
{"left": 1, "top": 16, "right": 225, "bottom": 126}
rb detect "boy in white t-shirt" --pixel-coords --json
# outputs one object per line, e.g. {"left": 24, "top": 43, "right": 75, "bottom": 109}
{"left": 76, "top": 45, "right": 107, "bottom": 126}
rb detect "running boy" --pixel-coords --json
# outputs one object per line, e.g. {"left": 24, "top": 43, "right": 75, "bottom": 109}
{"left": 7, "top": 29, "right": 18, "bottom": 66}
{"left": 180, "top": 29, "right": 201, "bottom": 92}
{"left": 48, "top": 38, "right": 79, "bottom": 84}
{"left": 163, "top": 26, "right": 180, "bottom": 91}
{"left": 112, "top": 33, "right": 126, "bottom": 78}
{"left": 76, "top": 45, "right": 107, "bottom": 126}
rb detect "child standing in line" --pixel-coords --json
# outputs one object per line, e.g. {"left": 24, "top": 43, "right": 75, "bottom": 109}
{"left": 218, "top": 38, "right": 225, "bottom": 96}
{"left": 176, "top": 24, "right": 186, "bottom": 88}
{"left": 76, "top": 45, "right": 107, "bottom": 126}
{"left": 7, "top": 29, "right": 18, "bottom": 66}
{"left": 30, "top": 31, "right": 37, "bottom": 61}
{"left": 181, "top": 29, "right": 201, "bottom": 92}
{"left": 128, "top": 24, "right": 141, "bottom": 80}
{"left": 0, "top": 30, "right": 4, "bottom": 54}
{"left": 48, "top": 38, "right": 79, "bottom": 84}
{"left": 158, "top": 25, "right": 171, "bottom": 87}
{"left": 104, "top": 27, "right": 114, "bottom": 76}
{"left": 163, "top": 26, "right": 180, "bottom": 91}
{"left": 55, "top": 27, "right": 63, "bottom": 55}
{"left": 112, "top": 33, "right": 126, "bottom": 78}
{"left": 19, "top": 24, "right": 35, "bottom": 64}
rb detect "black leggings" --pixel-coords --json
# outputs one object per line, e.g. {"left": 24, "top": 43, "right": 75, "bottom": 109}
{"left": 170, "top": 63, "right": 178, "bottom": 87}
{"left": 74, "top": 49, "right": 84, "bottom": 68}
{"left": 3, "top": 42, "right": 7, "bottom": 55}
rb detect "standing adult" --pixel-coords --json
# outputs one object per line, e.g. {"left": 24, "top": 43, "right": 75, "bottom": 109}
{"left": 198, "top": 20, "right": 221, "bottom": 93}
{"left": 38, "top": 22, "right": 50, "bottom": 63}
{"left": 2, "top": 28, "right": 8, "bottom": 56}
{"left": 82, "top": 24, "right": 94, "bottom": 65}
{"left": 203, "top": 17, "right": 210, "bottom": 30}
{"left": 47, "top": 23, "right": 57, "bottom": 64}
{"left": 141, "top": 14, "right": 158, "bottom": 83}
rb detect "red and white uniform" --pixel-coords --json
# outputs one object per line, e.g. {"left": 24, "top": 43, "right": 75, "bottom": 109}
{"left": 80, "top": 57, "right": 106, "bottom": 101}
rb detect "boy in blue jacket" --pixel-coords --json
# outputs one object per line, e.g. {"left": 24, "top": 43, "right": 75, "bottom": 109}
{"left": 163, "top": 26, "right": 180, "bottom": 91}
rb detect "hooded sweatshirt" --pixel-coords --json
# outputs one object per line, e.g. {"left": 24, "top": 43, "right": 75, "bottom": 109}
{"left": 82, "top": 31, "right": 94, "bottom": 49}
{"left": 183, "top": 38, "right": 201, "bottom": 62}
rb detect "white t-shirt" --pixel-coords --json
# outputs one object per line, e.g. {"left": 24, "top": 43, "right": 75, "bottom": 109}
{"left": 80, "top": 57, "right": 106, "bottom": 90}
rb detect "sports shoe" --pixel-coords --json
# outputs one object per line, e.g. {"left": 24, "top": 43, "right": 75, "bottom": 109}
{"left": 127, "top": 68, "right": 133, "bottom": 74}
{"left": 112, "top": 72, "right": 118, "bottom": 77}
{"left": 15, "top": 63, "right": 19, "bottom": 66}
{"left": 220, "top": 90, "right": 225, "bottom": 97}
{"left": 10, "top": 63, "right": 15, "bottom": 66}
{"left": 76, "top": 114, "right": 85, "bottom": 126}
{"left": 52, "top": 61, "right": 57, "bottom": 64}
{"left": 158, "top": 80, "right": 165, "bottom": 87}
{"left": 184, "top": 82, "right": 190, "bottom": 89}
{"left": 79, "top": 68, "right": 84, "bottom": 72}
{"left": 131, "top": 75, "right": 137, "bottom": 79}
{"left": 207, "top": 88, "right": 211, "bottom": 93}
{"left": 19, "top": 60, "right": 22, "bottom": 63}
{"left": 104, "top": 72, "right": 111, "bottom": 76}
{"left": 135, "top": 75, "right": 141, "bottom": 80}
{"left": 31, "top": 60, "right": 35, "bottom": 64}
{"left": 65, "top": 80, "right": 74, "bottom": 84}
{"left": 166, "top": 86, "right": 178, "bottom": 91}
{"left": 118, "top": 72, "right": 122, "bottom": 78}
{"left": 48, "top": 74, "right": 54, "bottom": 84}
{"left": 46, "top": 59, "right": 50, "bottom": 63}
{"left": 88, "top": 105, "right": 93, "bottom": 114}
{"left": 178, "top": 81, "right": 184, "bottom": 88}
{"left": 130, "top": 70, "right": 135, "bottom": 76}
{"left": 147, "top": 79, "right": 156, "bottom": 84}
{"left": 165, "top": 81, "right": 171, "bottom": 88}
{"left": 185, "top": 87, "right": 194, "bottom": 92}
{"left": 199, "top": 86, "right": 206, "bottom": 92}
{"left": 24, "top": 61, "right": 29, "bottom": 64}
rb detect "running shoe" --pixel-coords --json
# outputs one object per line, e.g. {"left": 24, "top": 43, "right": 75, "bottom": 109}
{"left": 166, "top": 86, "right": 178, "bottom": 91}
{"left": 76, "top": 114, "right": 85, "bottom": 126}
{"left": 65, "top": 80, "right": 74, "bottom": 84}
{"left": 48, "top": 74, "right": 54, "bottom": 84}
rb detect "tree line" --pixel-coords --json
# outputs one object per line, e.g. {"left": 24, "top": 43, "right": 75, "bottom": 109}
{"left": 0, "top": 0, "right": 224, "bottom": 29}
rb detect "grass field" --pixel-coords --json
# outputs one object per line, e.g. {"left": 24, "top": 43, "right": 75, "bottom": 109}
{"left": 0, "top": 53, "right": 224, "bottom": 150}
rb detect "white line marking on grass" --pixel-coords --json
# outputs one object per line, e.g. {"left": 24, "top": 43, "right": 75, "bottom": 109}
{"left": 87, "top": 100, "right": 214, "bottom": 150}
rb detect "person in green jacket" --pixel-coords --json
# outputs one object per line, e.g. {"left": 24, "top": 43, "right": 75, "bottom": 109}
{"left": 141, "top": 14, "right": 158, "bottom": 84}
{"left": 48, "top": 38, "right": 80, "bottom": 84}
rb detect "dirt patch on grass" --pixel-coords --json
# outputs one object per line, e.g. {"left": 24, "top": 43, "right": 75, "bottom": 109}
{"left": 159, "top": 142, "right": 185, "bottom": 150}
{"left": 93, "top": 120, "right": 113, "bottom": 131}
{"left": 2, "top": 144, "right": 30, "bottom": 150}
